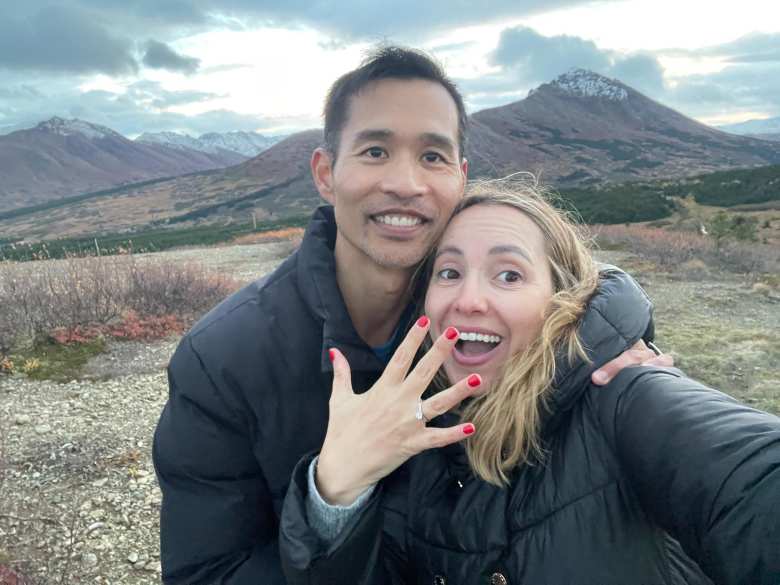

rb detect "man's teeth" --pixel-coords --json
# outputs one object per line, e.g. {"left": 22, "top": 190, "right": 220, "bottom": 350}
{"left": 375, "top": 215, "right": 422, "bottom": 227}
{"left": 458, "top": 332, "right": 501, "bottom": 344}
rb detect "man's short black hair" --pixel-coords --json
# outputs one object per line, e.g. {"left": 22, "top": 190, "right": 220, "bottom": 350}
{"left": 323, "top": 45, "right": 468, "bottom": 162}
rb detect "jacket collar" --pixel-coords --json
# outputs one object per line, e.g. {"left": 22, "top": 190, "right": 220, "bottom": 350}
{"left": 542, "top": 266, "right": 654, "bottom": 433}
{"left": 296, "top": 206, "right": 387, "bottom": 375}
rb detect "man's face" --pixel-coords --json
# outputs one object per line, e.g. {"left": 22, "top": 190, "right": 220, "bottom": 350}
{"left": 313, "top": 78, "right": 467, "bottom": 270}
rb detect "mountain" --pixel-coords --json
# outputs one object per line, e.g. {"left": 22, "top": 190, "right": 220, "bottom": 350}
{"left": 4, "top": 70, "right": 780, "bottom": 241}
{"left": 0, "top": 130, "right": 323, "bottom": 241}
{"left": 466, "top": 69, "right": 780, "bottom": 184}
{"left": 0, "top": 118, "right": 245, "bottom": 212}
{"left": 717, "top": 116, "right": 780, "bottom": 142}
{"left": 136, "top": 130, "right": 284, "bottom": 158}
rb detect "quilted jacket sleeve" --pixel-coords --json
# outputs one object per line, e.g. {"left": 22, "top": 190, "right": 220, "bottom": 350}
{"left": 596, "top": 367, "right": 780, "bottom": 585}
{"left": 280, "top": 452, "right": 410, "bottom": 585}
{"left": 153, "top": 336, "right": 286, "bottom": 585}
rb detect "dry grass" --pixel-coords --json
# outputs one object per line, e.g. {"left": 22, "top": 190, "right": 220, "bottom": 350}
{"left": 0, "top": 255, "right": 239, "bottom": 354}
{"left": 230, "top": 227, "right": 304, "bottom": 246}
{"left": 593, "top": 224, "right": 779, "bottom": 275}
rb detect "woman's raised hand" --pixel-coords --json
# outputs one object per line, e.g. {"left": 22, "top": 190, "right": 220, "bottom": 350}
{"left": 315, "top": 317, "right": 480, "bottom": 505}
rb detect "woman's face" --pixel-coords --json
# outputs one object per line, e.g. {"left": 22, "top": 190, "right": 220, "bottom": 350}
{"left": 424, "top": 204, "right": 555, "bottom": 392}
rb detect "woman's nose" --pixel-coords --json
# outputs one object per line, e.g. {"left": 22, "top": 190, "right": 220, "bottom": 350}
{"left": 453, "top": 277, "right": 488, "bottom": 314}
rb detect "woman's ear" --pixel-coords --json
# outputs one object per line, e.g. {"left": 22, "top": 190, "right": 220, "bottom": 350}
{"left": 311, "top": 147, "right": 336, "bottom": 205}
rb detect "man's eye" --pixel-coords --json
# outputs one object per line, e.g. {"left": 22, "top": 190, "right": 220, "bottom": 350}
{"left": 363, "top": 147, "right": 386, "bottom": 159}
{"left": 436, "top": 268, "right": 460, "bottom": 280}
{"left": 497, "top": 270, "right": 522, "bottom": 283}
{"left": 423, "top": 152, "right": 445, "bottom": 163}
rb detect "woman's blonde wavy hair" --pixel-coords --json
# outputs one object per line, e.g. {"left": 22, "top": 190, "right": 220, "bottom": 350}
{"left": 426, "top": 177, "right": 599, "bottom": 487}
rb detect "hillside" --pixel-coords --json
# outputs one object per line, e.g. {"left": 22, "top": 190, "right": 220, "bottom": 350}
{"left": 0, "top": 118, "right": 245, "bottom": 212}
{"left": 0, "top": 130, "right": 323, "bottom": 241}
{"left": 467, "top": 70, "right": 780, "bottom": 184}
{"left": 4, "top": 70, "right": 780, "bottom": 241}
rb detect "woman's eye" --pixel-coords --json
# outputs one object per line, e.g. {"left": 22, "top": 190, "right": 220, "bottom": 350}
{"left": 436, "top": 268, "right": 460, "bottom": 280}
{"left": 497, "top": 270, "right": 522, "bottom": 283}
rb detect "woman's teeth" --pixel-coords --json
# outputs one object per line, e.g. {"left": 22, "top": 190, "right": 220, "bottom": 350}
{"left": 374, "top": 215, "right": 422, "bottom": 227}
{"left": 458, "top": 332, "right": 501, "bottom": 344}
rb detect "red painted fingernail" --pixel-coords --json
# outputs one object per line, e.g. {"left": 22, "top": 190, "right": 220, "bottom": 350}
{"left": 467, "top": 374, "right": 481, "bottom": 388}
{"left": 416, "top": 315, "right": 429, "bottom": 328}
{"left": 445, "top": 326, "right": 459, "bottom": 340}
{"left": 463, "top": 423, "right": 475, "bottom": 435}
{"left": 328, "top": 349, "right": 336, "bottom": 362}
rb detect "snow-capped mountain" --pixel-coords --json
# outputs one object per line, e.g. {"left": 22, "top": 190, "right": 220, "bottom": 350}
{"left": 136, "top": 130, "right": 284, "bottom": 158}
{"left": 135, "top": 131, "right": 205, "bottom": 152}
{"left": 538, "top": 68, "right": 629, "bottom": 101}
{"left": 199, "top": 131, "right": 283, "bottom": 157}
{"left": 468, "top": 69, "right": 780, "bottom": 184}
{"left": 0, "top": 117, "right": 245, "bottom": 212}
{"left": 36, "top": 116, "right": 125, "bottom": 140}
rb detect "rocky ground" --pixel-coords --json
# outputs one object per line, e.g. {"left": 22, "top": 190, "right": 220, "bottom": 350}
{"left": 1, "top": 243, "right": 778, "bottom": 584}
{"left": 0, "top": 243, "right": 283, "bottom": 585}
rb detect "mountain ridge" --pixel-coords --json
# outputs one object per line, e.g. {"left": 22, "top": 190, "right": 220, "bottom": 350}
{"left": 0, "top": 118, "right": 246, "bottom": 212}
{"left": 135, "top": 130, "right": 284, "bottom": 158}
{"left": 3, "top": 70, "right": 780, "bottom": 240}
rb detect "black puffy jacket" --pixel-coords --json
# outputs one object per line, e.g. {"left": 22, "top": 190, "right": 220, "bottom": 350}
{"left": 153, "top": 207, "right": 393, "bottom": 584}
{"left": 280, "top": 270, "right": 780, "bottom": 585}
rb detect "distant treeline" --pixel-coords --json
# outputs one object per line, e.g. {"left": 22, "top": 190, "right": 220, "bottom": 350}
{"left": 3, "top": 164, "right": 778, "bottom": 259}
{"left": 0, "top": 215, "right": 309, "bottom": 262}
{"left": 557, "top": 184, "right": 676, "bottom": 224}
{"left": 556, "top": 163, "right": 780, "bottom": 224}
{"left": 663, "top": 164, "right": 780, "bottom": 206}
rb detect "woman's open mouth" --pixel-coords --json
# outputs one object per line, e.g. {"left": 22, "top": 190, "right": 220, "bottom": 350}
{"left": 453, "top": 330, "right": 503, "bottom": 366}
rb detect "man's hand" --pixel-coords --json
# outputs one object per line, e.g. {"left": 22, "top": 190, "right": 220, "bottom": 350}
{"left": 591, "top": 339, "right": 674, "bottom": 385}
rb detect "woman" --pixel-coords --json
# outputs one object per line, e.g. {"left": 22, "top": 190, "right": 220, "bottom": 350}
{"left": 280, "top": 183, "right": 780, "bottom": 585}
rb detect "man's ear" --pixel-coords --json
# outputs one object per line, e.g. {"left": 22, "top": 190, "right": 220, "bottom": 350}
{"left": 460, "top": 157, "right": 469, "bottom": 183}
{"left": 311, "top": 147, "right": 336, "bottom": 205}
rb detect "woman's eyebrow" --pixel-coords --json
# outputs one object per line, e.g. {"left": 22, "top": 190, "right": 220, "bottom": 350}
{"left": 489, "top": 244, "right": 531, "bottom": 263}
{"left": 435, "top": 245, "right": 462, "bottom": 258}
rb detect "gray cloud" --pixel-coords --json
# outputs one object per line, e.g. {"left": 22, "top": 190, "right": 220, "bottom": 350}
{"left": 701, "top": 32, "right": 780, "bottom": 60}
{"left": 0, "top": 77, "right": 282, "bottom": 137}
{"left": 465, "top": 26, "right": 667, "bottom": 105}
{"left": 610, "top": 53, "right": 665, "bottom": 96}
{"left": 1, "top": 1, "right": 611, "bottom": 54}
{"left": 142, "top": 40, "right": 200, "bottom": 74}
{"left": 659, "top": 32, "right": 780, "bottom": 64}
{"left": 667, "top": 62, "right": 780, "bottom": 117}
{"left": 726, "top": 50, "right": 780, "bottom": 64}
{"left": 126, "top": 80, "right": 221, "bottom": 108}
{"left": 492, "top": 26, "right": 611, "bottom": 80}
{"left": 0, "top": 85, "right": 44, "bottom": 100}
{"left": 0, "top": 5, "right": 137, "bottom": 75}
{"left": 461, "top": 26, "right": 776, "bottom": 122}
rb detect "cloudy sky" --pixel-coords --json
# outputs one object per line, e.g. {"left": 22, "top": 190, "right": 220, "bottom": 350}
{"left": 1, "top": 0, "right": 778, "bottom": 138}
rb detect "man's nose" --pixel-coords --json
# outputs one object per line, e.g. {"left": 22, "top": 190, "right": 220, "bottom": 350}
{"left": 453, "top": 276, "right": 489, "bottom": 314}
{"left": 379, "top": 154, "right": 427, "bottom": 198}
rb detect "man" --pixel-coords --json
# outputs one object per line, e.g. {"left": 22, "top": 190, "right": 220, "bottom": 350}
{"left": 153, "top": 46, "right": 668, "bottom": 584}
